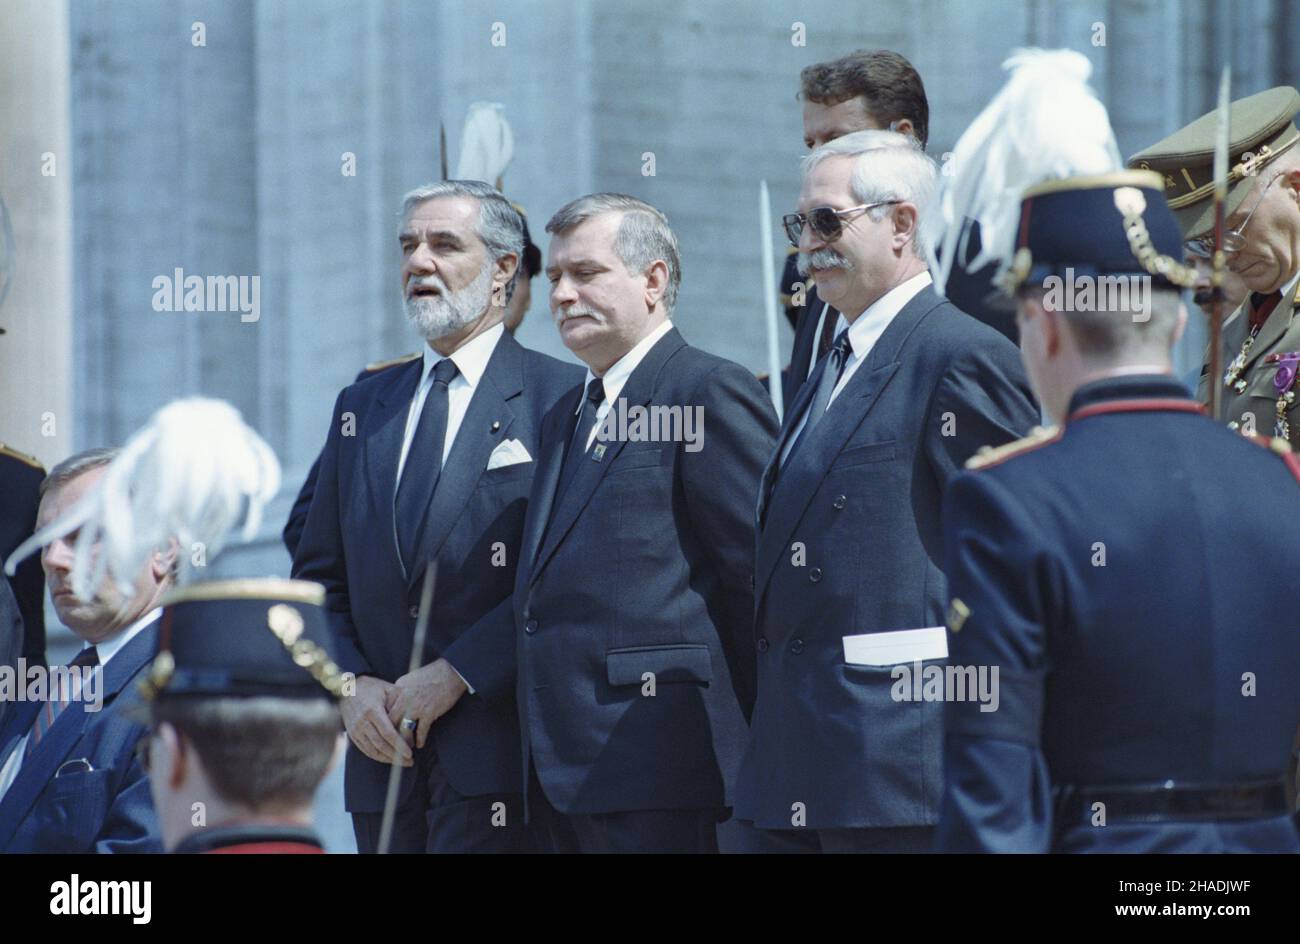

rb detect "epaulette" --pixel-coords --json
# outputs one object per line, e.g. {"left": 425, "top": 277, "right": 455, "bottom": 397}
{"left": 0, "top": 443, "right": 44, "bottom": 472}
{"left": 964, "top": 425, "right": 1061, "bottom": 471}
{"left": 363, "top": 352, "right": 420, "bottom": 374}
{"left": 1244, "top": 433, "right": 1300, "bottom": 483}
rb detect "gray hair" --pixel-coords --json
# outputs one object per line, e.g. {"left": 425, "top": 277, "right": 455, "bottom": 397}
{"left": 40, "top": 447, "right": 120, "bottom": 501}
{"left": 545, "top": 193, "right": 682, "bottom": 311}
{"left": 802, "top": 129, "right": 937, "bottom": 257}
{"left": 399, "top": 180, "right": 526, "bottom": 301}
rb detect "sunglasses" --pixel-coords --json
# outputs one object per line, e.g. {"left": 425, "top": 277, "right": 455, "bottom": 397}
{"left": 782, "top": 201, "right": 900, "bottom": 247}
{"left": 1184, "top": 173, "right": 1280, "bottom": 259}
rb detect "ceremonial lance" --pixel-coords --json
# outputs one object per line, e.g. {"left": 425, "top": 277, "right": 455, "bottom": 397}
{"left": 759, "top": 181, "right": 784, "bottom": 422}
{"left": 1209, "top": 67, "right": 1230, "bottom": 420}
{"left": 376, "top": 563, "right": 436, "bottom": 855}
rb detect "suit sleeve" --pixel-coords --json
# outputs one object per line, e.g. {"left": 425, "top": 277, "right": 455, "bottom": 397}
{"left": 682, "top": 362, "right": 779, "bottom": 718}
{"left": 440, "top": 595, "right": 515, "bottom": 704}
{"left": 291, "top": 391, "right": 373, "bottom": 677}
{"left": 924, "top": 337, "right": 1039, "bottom": 492}
{"left": 936, "top": 470, "right": 1055, "bottom": 853}
{"left": 95, "top": 751, "right": 162, "bottom": 853}
{"left": 282, "top": 451, "right": 322, "bottom": 560}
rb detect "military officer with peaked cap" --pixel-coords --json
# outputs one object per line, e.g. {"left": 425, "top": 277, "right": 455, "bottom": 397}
{"left": 1129, "top": 86, "right": 1300, "bottom": 448}
{"left": 937, "top": 166, "right": 1300, "bottom": 852}
{"left": 139, "top": 578, "right": 346, "bottom": 854}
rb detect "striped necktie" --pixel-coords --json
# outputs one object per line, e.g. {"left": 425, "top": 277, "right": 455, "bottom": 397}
{"left": 24, "top": 646, "right": 99, "bottom": 759}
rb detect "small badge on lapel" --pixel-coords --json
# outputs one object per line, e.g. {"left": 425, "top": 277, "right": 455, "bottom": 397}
{"left": 592, "top": 444, "right": 607, "bottom": 462}
{"left": 946, "top": 597, "right": 971, "bottom": 634}
{"left": 491, "top": 420, "right": 501, "bottom": 433}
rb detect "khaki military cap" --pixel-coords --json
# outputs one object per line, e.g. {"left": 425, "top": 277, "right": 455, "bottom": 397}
{"left": 1127, "top": 86, "right": 1300, "bottom": 239}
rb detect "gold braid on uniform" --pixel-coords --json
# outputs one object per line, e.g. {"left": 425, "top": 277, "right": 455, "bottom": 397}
{"left": 1112, "top": 187, "right": 1196, "bottom": 288}
{"left": 266, "top": 604, "right": 347, "bottom": 696}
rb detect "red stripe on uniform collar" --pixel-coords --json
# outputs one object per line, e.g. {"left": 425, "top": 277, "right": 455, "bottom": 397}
{"left": 1068, "top": 398, "right": 1205, "bottom": 422}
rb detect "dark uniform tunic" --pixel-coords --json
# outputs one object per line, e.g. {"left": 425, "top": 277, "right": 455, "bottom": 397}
{"left": 939, "top": 374, "right": 1300, "bottom": 852}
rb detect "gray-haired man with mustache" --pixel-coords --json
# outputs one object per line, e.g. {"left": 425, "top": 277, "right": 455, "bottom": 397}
{"left": 293, "top": 180, "right": 581, "bottom": 853}
{"left": 735, "top": 131, "right": 1038, "bottom": 852}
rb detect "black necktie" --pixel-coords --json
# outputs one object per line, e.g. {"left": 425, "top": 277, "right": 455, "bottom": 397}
{"left": 555, "top": 377, "right": 606, "bottom": 501}
{"left": 395, "top": 357, "right": 459, "bottom": 567}
{"left": 784, "top": 329, "right": 852, "bottom": 466}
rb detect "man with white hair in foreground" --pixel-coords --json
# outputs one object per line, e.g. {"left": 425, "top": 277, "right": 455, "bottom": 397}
{"left": 736, "top": 130, "right": 1038, "bottom": 853}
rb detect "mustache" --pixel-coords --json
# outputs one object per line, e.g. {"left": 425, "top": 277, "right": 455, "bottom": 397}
{"left": 407, "top": 274, "right": 449, "bottom": 297}
{"left": 796, "top": 248, "right": 853, "bottom": 278}
{"left": 555, "top": 305, "right": 603, "bottom": 324}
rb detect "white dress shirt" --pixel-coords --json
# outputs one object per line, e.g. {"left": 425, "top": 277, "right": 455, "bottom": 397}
{"left": 396, "top": 322, "right": 505, "bottom": 485}
{"left": 0, "top": 607, "right": 161, "bottom": 801}
{"left": 781, "top": 270, "right": 932, "bottom": 466}
{"left": 578, "top": 319, "right": 674, "bottom": 451}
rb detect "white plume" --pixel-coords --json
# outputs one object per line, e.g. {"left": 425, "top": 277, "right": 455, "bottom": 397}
{"left": 926, "top": 48, "right": 1122, "bottom": 295}
{"left": 454, "top": 102, "right": 515, "bottom": 186}
{"left": 5, "top": 398, "right": 280, "bottom": 596}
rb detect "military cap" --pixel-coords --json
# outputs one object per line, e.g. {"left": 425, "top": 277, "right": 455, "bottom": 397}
{"left": 1127, "top": 86, "right": 1300, "bottom": 239}
{"left": 140, "top": 578, "right": 345, "bottom": 702}
{"left": 1001, "top": 170, "right": 1196, "bottom": 294}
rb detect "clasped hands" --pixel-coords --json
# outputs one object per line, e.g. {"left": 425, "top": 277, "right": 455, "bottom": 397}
{"left": 339, "top": 659, "right": 468, "bottom": 765}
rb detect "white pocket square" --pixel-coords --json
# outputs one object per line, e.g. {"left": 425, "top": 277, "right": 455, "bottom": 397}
{"left": 486, "top": 438, "right": 532, "bottom": 470}
{"left": 843, "top": 626, "right": 948, "bottom": 666}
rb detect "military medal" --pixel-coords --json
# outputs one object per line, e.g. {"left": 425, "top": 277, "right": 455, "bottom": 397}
{"left": 1223, "top": 323, "right": 1261, "bottom": 393}
{"left": 1268, "top": 352, "right": 1299, "bottom": 440}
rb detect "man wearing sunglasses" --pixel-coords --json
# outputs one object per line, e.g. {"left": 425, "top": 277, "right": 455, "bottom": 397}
{"left": 736, "top": 130, "right": 1037, "bottom": 853}
{"left": 1130, "top": 86, "right": 1300, "bottom": 449}
{"left": 778, "top": 49, "right": 930, "bottom": 408}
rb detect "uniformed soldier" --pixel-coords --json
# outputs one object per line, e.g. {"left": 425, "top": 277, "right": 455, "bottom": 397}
{"left": 1129, "top": 86, "right": 1300, "bottom": 447}
{"left": 936, "top": 170, "right": 1300, "bottom": 852}
{"left": 138, "top": 578, "right": 346, "bottom": 854}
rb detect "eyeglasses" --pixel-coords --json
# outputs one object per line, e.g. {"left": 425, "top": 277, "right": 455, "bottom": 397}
{"left": 1185, "top": 173, "right": 1280, "bottom": 259}
{"left": 782, "top": 201, "right": 900, "bottom": 247}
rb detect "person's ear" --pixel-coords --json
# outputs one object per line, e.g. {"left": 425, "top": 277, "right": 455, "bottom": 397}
{"left": 643, "top": 259, "right": 669, "bottom": 309}
{"left": 1041, "top": 301, "right": 1065, "bottom": 358}
{"left": 156, "top": 722, "right": 187, "bottom": 790}
{"left": 891, "top": 203, "right": 920, "bottom": 254}
{"left": 491, "top": 253, "right": 519, "bottom": 309}
{"left": 152, "top": 538, "right": 180, "bottom": 583}
{"left": 890, "top": 118, "right": 915, "bottom": 140}
{"left": 1282, "top": 166, "right": 1300, "bottom": 205}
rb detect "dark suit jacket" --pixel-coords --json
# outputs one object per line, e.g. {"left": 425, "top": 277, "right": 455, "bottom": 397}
{"left": 484, "top": 326, "right": 778, "bottom": 815}
{"left": 939, "top": 375, "right": 1300, "bottom": 852}
{"left": 735, "top": 283, "right": 1039, "bottom": 830}
{"left": 0, "top": 619, "right": 160, "bottom": 853}
{"left": 0, "top": 449, "right": 46, "bottom": 666}
{"left": 292, "top": 331, "right": 581, "bottom": 812}
{"left": 0, "top": 577, "right": 23, "bottom": 735}
{"left": 282, "top": 357, "right": 418, "bottom": 559}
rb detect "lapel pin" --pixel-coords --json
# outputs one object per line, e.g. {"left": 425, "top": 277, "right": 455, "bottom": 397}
{"left": 593, "top": 444, "right": 607, "bottom": 462}
{"left": 491, "top": 421, "right": 501, "bottom": 433}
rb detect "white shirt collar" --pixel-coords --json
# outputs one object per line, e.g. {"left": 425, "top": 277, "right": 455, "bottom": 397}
{"left": 1282, "top": 268, "right": 1300, "bottom": 305}
{"left": 579, "top": 319, "right": 674, "bottom": 411}
{"left": 836, "top": 270, "right": 932, "bottom": 358}
{"left": 91, "top": 607, "right": 162, "bottom": 665}
{"left": 419, "top": 322, "right": 504, "bottom": 392}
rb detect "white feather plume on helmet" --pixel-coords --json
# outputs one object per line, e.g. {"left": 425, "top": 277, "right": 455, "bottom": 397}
{"left": 926, "top": 48, "right": 1122, "bottom": 298}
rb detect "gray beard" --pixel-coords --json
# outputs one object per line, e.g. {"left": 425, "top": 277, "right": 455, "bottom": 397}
{"left": 404, "top": 265, "right": 493, "bottom": 341}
